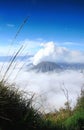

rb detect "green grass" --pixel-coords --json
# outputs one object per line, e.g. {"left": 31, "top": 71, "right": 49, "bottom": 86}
{"left": 0, "top": 74, "right": 84, "bottom": 130}
{"left": 0, "top": 81, "right": 43, "bottom": 130}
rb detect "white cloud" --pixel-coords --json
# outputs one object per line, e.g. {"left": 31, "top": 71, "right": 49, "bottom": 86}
{"left": 0, "top": 39, "right": 84, "bottom": 65}
{"left": 7, "top": 68, "right": 84, "bottom": 112}
{"left": 33, "top": 41, "right": 84, "bottom": 65}
{"left": 0, "top": 60, "right": 83, "bottom": 112}
{"left": 19, "top": 39, "right": 43, "bottom": 55}
{"left": 0, "top": 39, "right": 43, "bottom": 56}
{"left": 0, "top": 39, "right": 83, "bottom": 112}
{"left": 0, "top": 60, "right": 82, "bottom": 112}
{"left": 7, "top": 24, "right": 15, "bottom": 27}
{"left": 0, "top": 44, "right": 23, "bottom": 56}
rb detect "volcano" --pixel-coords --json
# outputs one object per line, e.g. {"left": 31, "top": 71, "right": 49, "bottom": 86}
{"left": 30, "top": 61, "right": 62, "bottom": 73}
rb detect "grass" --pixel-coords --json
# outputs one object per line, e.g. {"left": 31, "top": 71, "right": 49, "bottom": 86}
{"left": 0, "top": 81, "right": 44, "bottom": 130}
{"left": 0, "top": 17, "right": 44, "bottom": 130}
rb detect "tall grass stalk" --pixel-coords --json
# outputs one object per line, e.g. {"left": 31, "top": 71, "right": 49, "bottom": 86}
{"left": 5, "top": 47, "right": 28, "bottom": 82}
{"left": 1, "top": 45, "right": 24, "bottom": 82}
{"left": 12, "top": 54, "right": 29, "bottom": 81}
{"left": 0, "top": 16, "right": 29, "bottom": 79}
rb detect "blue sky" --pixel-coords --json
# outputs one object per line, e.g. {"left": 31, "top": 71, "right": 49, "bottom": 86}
{"left": 0, "top": 0, "right": 84, "bottom": 52}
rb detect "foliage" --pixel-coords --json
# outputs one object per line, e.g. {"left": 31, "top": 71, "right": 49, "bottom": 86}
{"left": 0, "top": 81, "right": 43, "bottom": 130}
{"left": 44, "top": 88, "right": 84, "bottom": 130}
{"left": 64, "top": 108, "right": 84, "bottom": 130}
{"left": 0, "top": 81, "right": 84, "bottom": 130}
{"left": 75, "top": 88, "right": 84, "bottom": 110}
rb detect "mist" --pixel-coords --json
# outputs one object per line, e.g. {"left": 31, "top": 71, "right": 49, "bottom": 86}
{"left": 2, "top": 62, "right": 83, "bottom": 112}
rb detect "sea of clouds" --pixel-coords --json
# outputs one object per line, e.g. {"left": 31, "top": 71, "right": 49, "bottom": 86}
{"left": 0, "top": 61, "right": 83, "bottom": 113}
{"left": 0, "top": 40, "right": 84, "bottom": 112}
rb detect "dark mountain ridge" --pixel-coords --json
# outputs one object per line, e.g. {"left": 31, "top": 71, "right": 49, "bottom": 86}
{"left": 27, "top": 61, "right": 84, "bottom": 73}
{"left": 29, "top": 61, "right": 62, "bottom": 72}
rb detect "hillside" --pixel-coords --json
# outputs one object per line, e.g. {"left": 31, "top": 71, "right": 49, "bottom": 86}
{"left": 29, "top": 61, "right": 62, "bottom": 72}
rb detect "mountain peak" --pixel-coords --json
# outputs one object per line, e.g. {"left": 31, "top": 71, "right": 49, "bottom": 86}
{"left": 31, "top": 61, "right": 62, "bottom": 73}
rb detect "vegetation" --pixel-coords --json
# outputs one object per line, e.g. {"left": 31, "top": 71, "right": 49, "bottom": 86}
{"left": 0, "top": 81, "right": 43, "bottom": 130}
{"left": 0, "top": 80, "right": 84, "bottom": 130}
{"left": 45, "top": 88, "right": 84, "bottom": 130}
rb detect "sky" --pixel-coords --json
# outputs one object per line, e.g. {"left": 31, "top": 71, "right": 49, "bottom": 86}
{"left": 0, "top": 0, "right": 84, "bottom": 62}
{"left": 0, "top": 0, "right": 84, "bottom": 53}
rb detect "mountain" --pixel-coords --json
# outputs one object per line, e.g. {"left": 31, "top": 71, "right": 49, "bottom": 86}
{"left": 27, "top": 62, "right": 84, "bottom": 73}
{"left": 29, "top": 61, "right": 62, "bottom": 73}
{"left": 58, "top": 63, "right": 84, "bottom": 71}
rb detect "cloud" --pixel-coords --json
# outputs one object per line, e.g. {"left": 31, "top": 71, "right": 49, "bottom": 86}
{"left": 0, "top": 39, "right": 84, "bottom": 65}
{"left": 7, "top": 68, "right": 84, "bottom": 112}
{"left": 7, "top": 24, "right": 15, "bottom": 27}
{"left": 0, "top": 39, "right": 43, "bottom": 56}
{"left": 33, "top": 41, "right": 84, "bottom": 65}
{"left": 0, "top": 39, "right": 83, "bottom": 112}
{"left": 0, "top": 44, "right": 23, "bottom": 56}
{"left": 1, "top": 59, "right": 82, "bottom": 112}
{"left": 0, "top": 60, "right": 83, "bottom": 112}
{"left": 19, "top": 39, "right": 43, "bottom": 55}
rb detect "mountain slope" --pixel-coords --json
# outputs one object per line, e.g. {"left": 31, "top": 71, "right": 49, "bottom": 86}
{"left": 31, "top": 61, "right": 62, "bottom": 72}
